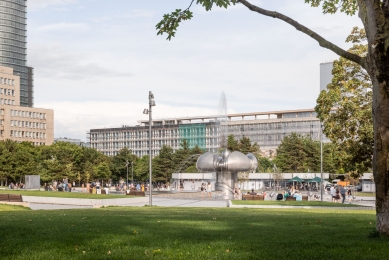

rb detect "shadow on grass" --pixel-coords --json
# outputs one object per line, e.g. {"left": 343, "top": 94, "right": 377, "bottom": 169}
{"left": 0, "top": 206, "right": 388, "bottom": 259}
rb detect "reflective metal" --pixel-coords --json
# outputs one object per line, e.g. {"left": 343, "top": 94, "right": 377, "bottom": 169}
{"left": 196, "top": 149, "right": 258, "bottom": 199}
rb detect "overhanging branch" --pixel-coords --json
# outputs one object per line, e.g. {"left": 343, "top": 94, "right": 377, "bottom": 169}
{"left": 238, "top": 0, "right": 366, "bottom": 69}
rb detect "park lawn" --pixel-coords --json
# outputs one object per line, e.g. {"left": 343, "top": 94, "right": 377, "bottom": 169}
{"left": 0, "top": 204, "right": 30, "bottom": 211}
{"left": 231, "top": 200, "right": 366, "bottom": 207}
{"left": 0, "top": 205, "right": 387, "bottom": 260}
{"left": 357, "top": 192, "right": 376, "bottom": 197}
{"left": 0, "top": 190, "right": 131, "bottom": 199}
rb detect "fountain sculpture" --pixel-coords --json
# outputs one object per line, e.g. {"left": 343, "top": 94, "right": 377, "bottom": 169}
{"left": 196, "top": 92, "right": 258, "bottom": 199}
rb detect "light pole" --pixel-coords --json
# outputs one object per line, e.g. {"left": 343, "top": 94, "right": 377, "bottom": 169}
{"left": 126, "top": 160, "right": 129, "bottom": 187}
{"left": 143, "top": 91, "right": 155, "bottom": 206}
{"left": 131, "top": 161, "right": 134, "bottom": 183}
{"left": 320, "top": 122, "right": 323, "bottom": 202}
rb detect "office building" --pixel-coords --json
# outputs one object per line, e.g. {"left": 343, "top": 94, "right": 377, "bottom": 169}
{"left": 0, "top": 0, "right": 33, "bottom": 107}
{"left": 320, "top": 62, "right": 333, "bottom": 92}
{"left": 0, "top": 66, "right": 53, "bottom": 145}
{"left": 89, "top": 108, "right": 327, "bottom": 157}
{"left": 54, "top": 137, "right": 90, "bottom": 147}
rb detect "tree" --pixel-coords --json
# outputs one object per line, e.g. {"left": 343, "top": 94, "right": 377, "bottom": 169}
{"left": 94, "top": 162, "right": 111, "bottom": 184}
{"left": 226, "top": 135, "right": 260, "bottom": 154}
{"left": 153, "top": 145, "right": 175, "bottom": 182}
{"left": 110, "top": 148, "right": 137, "bottom": 182}
{"left": 316, "top": 28, "right": 373, "bottom": 175}
{"left": 158, "top": 0, "right": 389, "bottom": 234}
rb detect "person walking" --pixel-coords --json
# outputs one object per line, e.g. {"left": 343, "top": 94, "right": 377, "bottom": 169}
{"left": 347, "top": 187, "right": 352, "bottom": 203}
{"left": 330, "top": 185, "right": 336, "bottom": 202}
{"left": 207, "top": 182, "right": 212, "bottom": 198}
{"left": 340, "top": 186, "right": 346, "bottom": 204}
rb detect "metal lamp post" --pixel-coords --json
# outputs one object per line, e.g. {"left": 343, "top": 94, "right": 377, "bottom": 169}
{"left": 131, "top": 161, "right": 134, "bottom": 183}
{"left": 126, "top": 160, "right": 129, "bottom": 187}
{"left": 320, "top": 122, "right": 323, "bottom": 202}
{"left": 143, "top": 91, "right": 155, "bottom": 206}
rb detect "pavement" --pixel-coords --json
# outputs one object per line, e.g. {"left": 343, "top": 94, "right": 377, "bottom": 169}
{"left": 27, "top": 195, "right": 375, "bottom": 210}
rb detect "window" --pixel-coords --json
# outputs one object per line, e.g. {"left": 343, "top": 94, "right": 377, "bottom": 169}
{"left": 12, "top": 90, "right": 14, "bottom": 96}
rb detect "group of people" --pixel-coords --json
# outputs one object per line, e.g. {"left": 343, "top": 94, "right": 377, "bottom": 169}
{"left": 200, "top": 182, "right": 212, "bottom": 199}
{"left": 329, "top": 185, "right": 353, "bottom": 203}
{"left": 45, "top": 178, "right": 73, "bottom": 192}
{"left": 8, "top": 182, "right": 24, "bottom": 189}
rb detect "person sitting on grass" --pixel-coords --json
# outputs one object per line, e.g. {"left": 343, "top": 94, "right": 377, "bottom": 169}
{"left": 284, "top": 190, "right": 289, "bottom": 200}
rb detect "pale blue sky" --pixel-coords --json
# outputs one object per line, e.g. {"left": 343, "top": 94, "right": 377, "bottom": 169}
{"left": 27, "top": 0, "right": 362, "bottom": 141}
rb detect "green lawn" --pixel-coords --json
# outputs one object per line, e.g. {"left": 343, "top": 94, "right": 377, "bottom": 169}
{"left": 0, "top": 205, "right": 387, "bottom": 259}
{"left": 0, "top": 190, "right": 131, "bottom": 199}
{"left": 232, "top": 200, "right": 367, "bottom": 207}
{"left": 356, "top": 192, "right": 376, "bottom": 197}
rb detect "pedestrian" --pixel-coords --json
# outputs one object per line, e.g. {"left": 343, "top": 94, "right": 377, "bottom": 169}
{"left": 200, "top": 183, "right": 205, "bottom": 199}
{"left": 207, "top": 182, "right": 212, "bottom": 198}
{"left": 340, "top": 186, "right": 346, "bottom": 203}
{"left": 191, "top": 181, "right": 195, "bottom": 190}
{"left": 347, "top": 187, "right": 352, "bottom": 203}
{"left": 330, "top": 185, "right": 336, "bottom": 202}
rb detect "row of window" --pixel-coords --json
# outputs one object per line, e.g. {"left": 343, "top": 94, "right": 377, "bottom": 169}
{"left": 0, "top": 56, "right": 25, "bottom": 65}
{"left": 0, "top": 37, "right": 26, "bottom": 48}
{"left": 0, "top": 0, "right": 26, "bottom": 10}
{"left": 0, "top": 49, "right": 25, "bottom": 60}
{"left": 8, "top": 130, "right": 46, "bottom": 139}
{"left": 0, "top": 13, "right": 26, "bottom": 24}
{"left": 9, "top": 120, "right": 46, "bottom": 129}
{"left": 1, "top": 87, "right": 15, "bottom": 94}
{"left": 0, "top": 7, "right": 26, "bottom": 18}
{"left": 0, "top": 99, "right": 15, "bottom": 105}
{"left": 0, "top": 43, "right": 25, "bottom": 54}
{"left": 0, "top": 19, "right": 26, "bottom": 30}
{"left": 10, "top": 109, "right": 47, "bottom": 119}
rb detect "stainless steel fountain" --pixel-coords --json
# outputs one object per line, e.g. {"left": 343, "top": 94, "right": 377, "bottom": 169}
{"left": 196, "top": 150, "right": 258, "bottom": 199}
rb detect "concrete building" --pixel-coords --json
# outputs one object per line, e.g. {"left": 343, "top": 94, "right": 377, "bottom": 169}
{"left": 54, "top": 137, "right": 89, "bottom": 147}
{"left": 320, "top": 62, "right": 333, "bottom": 92}
{"left": 0, "top": 66, "right": 53, "bottom": 145}
{"left": 0, "top": 0, "right": 33, "bottom": 107}
{"left": 89, "top": 108, "right": 327, "bottom": 157}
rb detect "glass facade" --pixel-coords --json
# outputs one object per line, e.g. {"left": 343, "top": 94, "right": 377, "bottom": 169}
{"left": 0, "top": 0, "right": 32, "bottom": 107}
{"left": 179, "top": 123, "right": 206, "bottom": 150}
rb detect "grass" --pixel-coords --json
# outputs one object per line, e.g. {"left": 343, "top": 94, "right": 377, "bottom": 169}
{"left": 231, "top": 200, "right": 367, "bottom": 207}
{"left": 0, "top": 205, "right": 387, "bottom": 259}
{"left": 356, "top": 192, "right": 376, "bottom": 197}
{"left": 0, "top": 190, "right": 131, "bottom": 199}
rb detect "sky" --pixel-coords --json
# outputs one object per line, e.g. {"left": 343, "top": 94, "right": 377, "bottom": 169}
{"left": 27, "top": 0, "right": 363, "bottom": 141}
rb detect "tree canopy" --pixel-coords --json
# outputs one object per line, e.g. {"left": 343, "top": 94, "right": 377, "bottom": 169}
{"left": 158, "top": 0, "right": 389, "bottom": 234}
{"left": 316, "top": 28, "right": 373, "bottom": 175}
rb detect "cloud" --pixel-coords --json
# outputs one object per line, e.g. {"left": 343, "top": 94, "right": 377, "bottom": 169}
{"left": 29, "top": 0, "right": 78, "bottom": 10}
{"left": 29, "top": 45, "right": 130, "bottom": 80}
{"left": 36, "top": 101, "right": 220, "bottom": 141}
{"left": 36, "top": 23, "right": 89, "bottom": 33}
{"left": 90, "top": 10, "right": 156, "bottom": 23}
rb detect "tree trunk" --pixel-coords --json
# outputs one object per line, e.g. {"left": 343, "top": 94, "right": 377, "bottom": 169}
{"left": 372, "top": 74, "right": 389, "bottom": 234}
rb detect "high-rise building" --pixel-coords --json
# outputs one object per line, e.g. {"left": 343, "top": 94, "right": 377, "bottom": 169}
{"left": 0, "top": 65, "right": 54, "bottom": 145}
{"left": 0, "top": 0, "right": 33, "bottom": 107}
{"left": 320, "top": 62, "right": 333, "bottom": 92}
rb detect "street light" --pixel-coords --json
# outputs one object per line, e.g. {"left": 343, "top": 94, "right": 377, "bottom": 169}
{"left": 143, "top": 91, "right": 155, "bottom": 206}
{"left": 131, "top": 161, "right": 134, "bottom": 183}
{"left": 320, "top": 122, "right": 323, "bottom": 202}
{"left": 126, "top": 160, "right": 129, "bottom": 187}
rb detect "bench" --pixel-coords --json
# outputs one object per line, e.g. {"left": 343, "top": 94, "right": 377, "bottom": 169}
{"left": 8, "top": 194, "right": 23, "bottom": 202}
{"left": 285, "top": 196, "right": 296, "bottom": 201}
{"left": 0, "top": 194, "right": 9, "bottom": 201}
{"left": 242, "top": 194, "right": 264, "bottom": 200}
{"left": 127, "top": 191, "right": 145, "bottom": 197}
